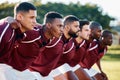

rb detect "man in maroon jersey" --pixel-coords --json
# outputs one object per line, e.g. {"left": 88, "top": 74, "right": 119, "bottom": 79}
{"left": 0, "top": 2, "right": 37, "bottom": 63}
{"left": 73, "top": 21, "right": 103, "bottom": 80}
{"left": 0, "top": 2, "right": 38, "bottom": 80}
{"left": 29, "top": 15, "right": 80, "bottom": 80}
{"left": 13, "top": 11, "right": 63, "bottom": 80}
{"left": 8, "top": 11, "right": 63, "bottom": 71}
{"left": 53, "top": 15, "right": 80, "bottom": 80}
{"left": 0, "top": 2, "right": 63, "bottom": 80}
{"left": 53, "top": 20, "right": 91, "bottom": 80}
{"left": 80, "top": 30, "right": 113, "bottom": 80}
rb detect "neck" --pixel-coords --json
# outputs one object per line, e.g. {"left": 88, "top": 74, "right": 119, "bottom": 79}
{"left": 99, "top": 40, "right": 106, "bottom": 48}
{"left": 43, "top": 26, "right": 53, "bottom": 39}
{"left": 63, "top": 29, "right": 71, "bottom": 39}
{"left": 75, "top": 37, "right": 83, "bottom": 43}
{"left": 20, "top": 27, "right": 26, "bottom": 33}
{"left": 88, "top": 37, "right": 94, "bottom": 42}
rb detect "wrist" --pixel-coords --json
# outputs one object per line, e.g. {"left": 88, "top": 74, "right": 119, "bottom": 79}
{"left": 91, "top": 76, "right": 97, "bottom": 80}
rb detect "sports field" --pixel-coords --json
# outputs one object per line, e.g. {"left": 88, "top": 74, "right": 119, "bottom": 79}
{"left": 94, "top": 45, "right": 120, "bottom": 80}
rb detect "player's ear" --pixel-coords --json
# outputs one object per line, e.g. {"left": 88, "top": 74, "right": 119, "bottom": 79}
{"left": 16, "top": 13, "right": 23, "bottom": 21}
{"left": 46, "top": 23, "right": 52, "bottom": 29}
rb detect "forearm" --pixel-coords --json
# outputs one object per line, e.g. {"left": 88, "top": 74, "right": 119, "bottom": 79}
{"left": 96, "top": 60, "right": 103, "bottom": 72}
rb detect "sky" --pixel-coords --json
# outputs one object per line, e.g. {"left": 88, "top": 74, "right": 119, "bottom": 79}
{"left": 0, "top": 0, "right": 120, "bottom": 22}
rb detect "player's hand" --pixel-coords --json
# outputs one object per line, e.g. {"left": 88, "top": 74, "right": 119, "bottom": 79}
{"left": 100, "top": 72, "right": 108, "bottom": 80}
{"left": 6, "top": 16, "right": 21, "bottom": 29}
{"left": 94, "top": 73, "right": 104, "bottom": 80}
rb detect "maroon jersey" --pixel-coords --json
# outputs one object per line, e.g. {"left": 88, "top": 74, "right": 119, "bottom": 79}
{"left": 56, "top": 38, "right": 76, "bottom": 67}
{"left": 0, "top": 20, "right": 23, "bottom": 63}
{"left": 29, "top": 36, "right": 63, "bottom": 76}
{"left": 56, "top": 39, "right": 88, "bottom": 68}
{"left": 8, "top": 27, "right": 50, "bottom": 71}
{"left": 0, "top": 19, "right": 49, "bottom": 71}
{"left": 69, "top": 40, "right": 88, "bottom": 67}
{"left": 97, "top": 44, "right": 107, "bottom": 61}
{"left": 80, "top": 41, "right": 107, "bottom": 69}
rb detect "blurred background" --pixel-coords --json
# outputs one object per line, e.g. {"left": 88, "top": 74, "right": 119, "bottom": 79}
{"left": 0, "top": 0, "right": 120, "bottom": 80}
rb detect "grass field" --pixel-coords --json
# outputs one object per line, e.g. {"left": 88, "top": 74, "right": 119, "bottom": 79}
{"left": 100, "top": 61, "right": 120, "bottom": 80}
{"left": 94, "top": 45, "right": 120, "bottom": 80}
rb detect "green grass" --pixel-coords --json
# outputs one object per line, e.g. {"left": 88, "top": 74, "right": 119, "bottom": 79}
{"left": 94, "top": 61, "right": 120, "bottom": 80}
{"left": 95, "top": 45, "right": 120, "bottom": 80}
{"left": 102, "top": 45, "right": 120, "bottom": 61}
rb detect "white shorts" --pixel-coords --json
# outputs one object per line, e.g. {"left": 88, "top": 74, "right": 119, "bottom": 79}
{"left": 0, "top": 64, "right": 18, "bottom": 80}
{"left": 58, "top": 63, "right": 72, "bottom": 74}
{"left": 41, "top": 75, "right": 54, "bottom": 80}
{"left": 32, "top": 71, "right": 54, "bottom": 80}
{"left": 71, "top": 64, "right": 81, "bottom": 72}
{"left": 14, "top": 69, "right": 41, "bottom": 80}
{"left": 0, "top": 64, "right": 42, "bottom": 80}
{"left": 49, "top": 68, "right": 62, "bottom": 77}
{"left": 84, "top": 68, "right": 100, "bottom": 77}
{"left": 0, "top": 64, "right": 54, "bottom": 80}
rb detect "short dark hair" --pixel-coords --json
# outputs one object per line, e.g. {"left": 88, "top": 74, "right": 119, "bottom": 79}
{"left": 64, "top": 15, "right": 79, "bottom": 25}
{"left": 79, "top": 20, "right": 89, "bottom": 29}
{"left": 102, "top": 30, "right": 112, "bottom": 38}
{"left": 90, "top": 21, "right": 102, "bottom": 30}
{"left": 14, "top": 2, "right": 36, "bottom": 15}
{"left": 44, "top": 11, "right": 63, "bottom": 24}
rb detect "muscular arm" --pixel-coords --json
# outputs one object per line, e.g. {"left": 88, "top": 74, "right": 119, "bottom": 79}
{"left": 96, "top": 60, "right": 102, "bottom": 72}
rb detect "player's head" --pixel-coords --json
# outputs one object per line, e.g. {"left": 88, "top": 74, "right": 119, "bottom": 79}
{"left": 89, "top": 21, "right": 102, "bottom": 40}
{"left": 78, "top": 20, "right": 91, "bottom": 40}
{"left": 14, "top": 2, "right": 37, "bottom": 32}
{"left": 101, "top": 30, "right": 113, "bottom": 46}
{"left": 43, "top": 11, "right": 63, "bottom": 38}
{"left": 64, "top": 15, "right": 80, "bottom": 38}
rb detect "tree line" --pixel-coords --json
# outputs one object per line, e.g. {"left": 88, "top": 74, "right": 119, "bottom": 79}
{"left": 0, "top": 1, "right": 114, "bottom": 29}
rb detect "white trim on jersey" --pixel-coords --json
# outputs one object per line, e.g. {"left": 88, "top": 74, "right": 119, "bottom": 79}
{"left": 0, "top": 23, "right": 10, "bottom": 43}
{"left": 21, "top": 36, "right": 41, "bottom": 43}
{"left": 79, "top": 40, "right": 85, "bottom": 48}
{"left": 8, "top": 29, "right": 15, "bottom": 42}
{"left": 45, "top": 36, "right": 62, "bottom": 48}
{"left": 89, "top": 44, "right": 98, "bottom": 51}
{"left": 104, "top": 48, "right": 107, "bottom": 54}
{"left": 63, "top": 42, "right": 74, "bottom": 54}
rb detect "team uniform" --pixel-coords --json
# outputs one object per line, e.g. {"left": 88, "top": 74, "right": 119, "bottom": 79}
{"left": 80, "top": 40, "right": 107, "bottom": 69}
{"left": 51, "top": 38, "right": 88, "bottom": 80}
{"left": 56, "top": 38, "right": 76, "bottom": 67}
{"left": 0, "top": 19, "right": 50, "bottom": 71}
{"left": 0, "top": 19, "right": 49, "bottom": 80}
{"left": 0, "top": 20, "right": 23, "bottom": 63}
{"left": 8, "top": 26, "right": 50, "bottom": 71}
{"left": 69, "top": 40, "right": 88, "bottom": 67}
{"left": 52, "top": 37, "right": 76, "bottom": 78}
{"left": 0, "top": 19, "right": 24, "bottom": 80}
{"left": 78, "top": 40, "right": 107, "bottom": 77}
{"left": 29, "top": 36, "right": 63, "bottom": 77}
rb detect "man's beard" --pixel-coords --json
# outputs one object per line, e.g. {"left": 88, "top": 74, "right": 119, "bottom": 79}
{"left": 68, "top": 31, "right": 78, "bottom": 38}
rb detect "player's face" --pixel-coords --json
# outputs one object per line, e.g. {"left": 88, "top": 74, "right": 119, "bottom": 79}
{"left": 68, "top": 21, "right": 80, "bottom": 38}
{"left": 103, "top": 34, "right": 113, "bottom": 46}
{"left": 91, "top": 28, "right": 102, "bottom": 40}
{"left": 50, "top": 18, "right": 63, "bottom": 38}
{"left": 80, "top": 24, "right": 91, "bottom": 40}
{"left": 17, "top": 10, "right": 37, "bottom": 32}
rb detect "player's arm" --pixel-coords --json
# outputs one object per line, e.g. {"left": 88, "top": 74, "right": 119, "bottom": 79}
{"left": 2, "top": 16, "right": 21, "bottom": 29}
{"left": 96, "top": 60, "right": 108, "bottom": 80}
